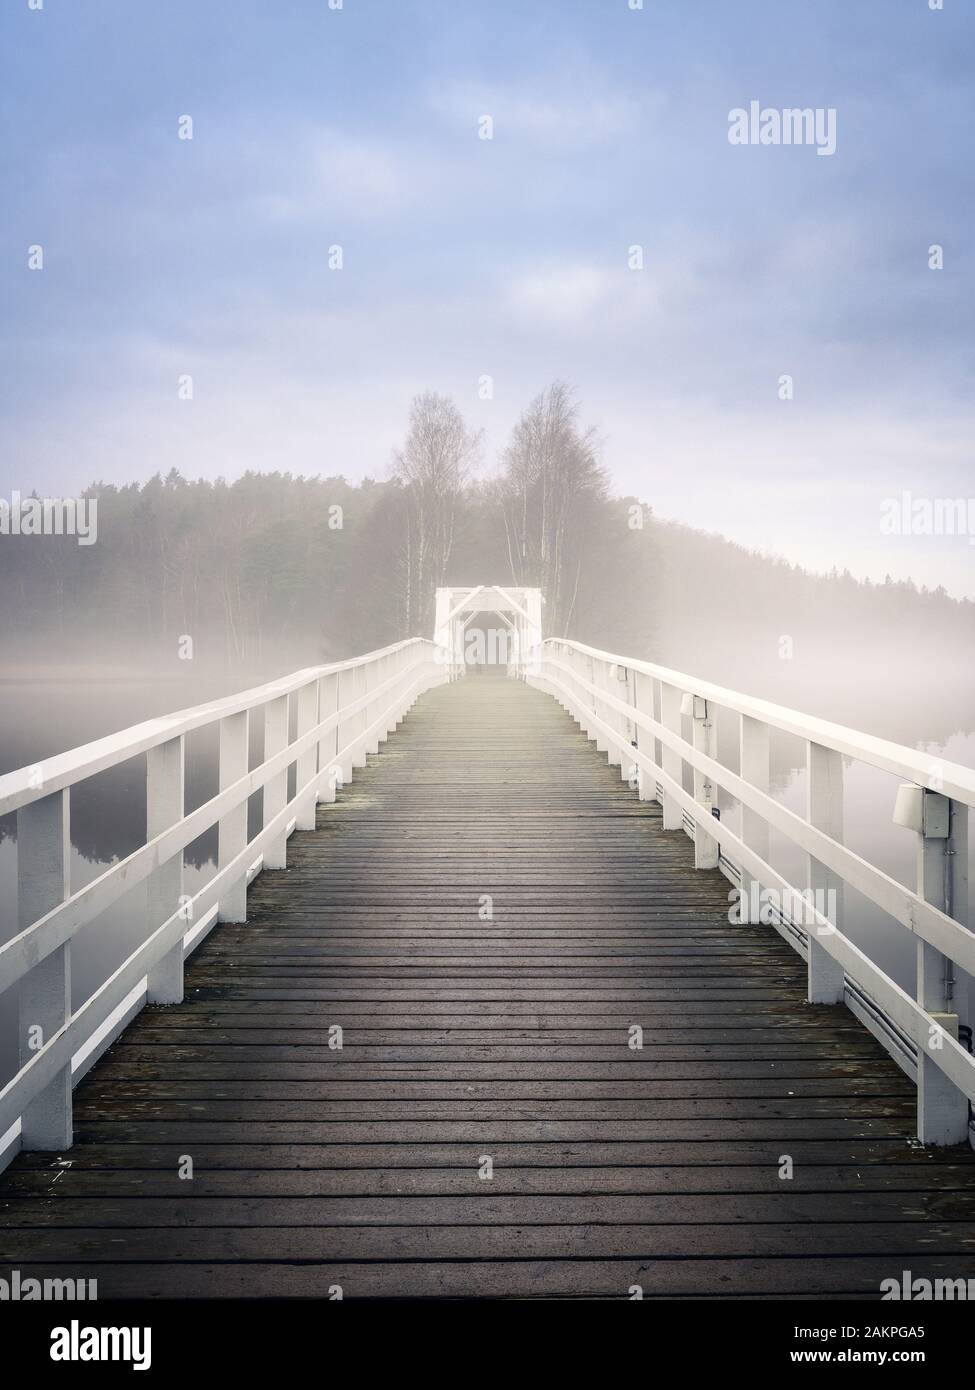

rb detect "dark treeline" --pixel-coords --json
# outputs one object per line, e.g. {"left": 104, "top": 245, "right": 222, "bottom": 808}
{"left": 1, "top": 382, "right": 972, "bottom": 732}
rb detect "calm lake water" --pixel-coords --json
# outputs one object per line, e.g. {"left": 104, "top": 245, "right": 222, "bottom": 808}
{"left": 0, "top": 670, "right": 973, "bottom": 1086}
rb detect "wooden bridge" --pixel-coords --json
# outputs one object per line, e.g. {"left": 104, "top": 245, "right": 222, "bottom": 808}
{"left": 2, "top": 612, "right": 975, "bottom": 1299}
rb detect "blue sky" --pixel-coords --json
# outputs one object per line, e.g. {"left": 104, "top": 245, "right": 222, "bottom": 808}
{"left": 1, "top": 0, "right": 973, "bottom": 594}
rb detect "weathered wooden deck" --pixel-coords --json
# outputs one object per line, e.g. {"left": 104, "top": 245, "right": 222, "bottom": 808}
{"left": 2, "top": 674, "right": 975, "bottom": 1299}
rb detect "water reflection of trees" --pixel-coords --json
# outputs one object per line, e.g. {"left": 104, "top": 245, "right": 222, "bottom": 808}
{"left": 0, "top": 745, "right": 220, "bottom": 869}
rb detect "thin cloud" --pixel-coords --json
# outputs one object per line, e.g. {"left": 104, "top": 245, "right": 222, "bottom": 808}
{"left": 428, "top": 75, "right": 647, "bottom": 147}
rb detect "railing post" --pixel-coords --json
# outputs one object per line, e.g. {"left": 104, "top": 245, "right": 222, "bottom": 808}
{"left": 17, "top": 788, "right": 72, "bottom": 1149}
{"left": 218, "top": 711, "right": 249, "bottom": 922}
{"left": 146, "top": 736, "right": 185, "bottom": 1003}
{"left": 548, "top": 643, "right": 562, "bottom": 701}
{"left": 590, "top": 657, "right": 608, "bottom": 754}
{"left": 651, "top": 678, "right": 664, "bottom": 808}
{"left": 913, "top": 790, "right": 969, "bottom": 1144}
{"left": 317, "top": 671, "right": 340, "bottom": 804}
{"left": 573, "top": 648, "right": 589, "bottom": 725}
{"left": 406, "top": 647, "right": 418, "bottom": 713}
{"left": 564, "top": 646, "right": 582, "bottom": 719}
{"left": 352, "top": 665, "right": 368, "bottom": 771}
{"left": 336, "top": 668, "right": 355, "bottom": 787}
{"left": 390, "top": 651, "right": 405, "bottom": 727}
{"left": 263, "top": 694, "right": 289, "bottom": 868}
{"left": 569, "top": 646, "right": 583, "bottom": 713}
{"left": 375, "top": 655, "right": 390, "bottom": 740}
{"left": 739, "top": 715, "right": 770, "bottom": 923}
{"left": 622, "top": 668, "right": 637, "bottom": 772}
{"left": 949, "top": 799, "right": 970, "bottom": 1026}
{"left": 398, "top": 648, "right": 413, "bottom": 720}
{"left": 363, "top": 660, "right": 380, "bottom": 757}
{"left": 659, "top": 682, "right": 684, "bottom": 830}
{"left": 631, "top": 671, "right": 655, "bottom": 802}
{"left": 411, "top": 646, "right": 425, "bottom": 704}
{"left": 687, "top": 696, "right": 719, "bottom": 869}
{"left": 294, "top": 680, "right": 319, "bottom": 830}
{"left": 806, "top": 742, "right": 845, "bottom": 1004}
{"left": 605, "top": 664, "right": 623, "bottom": 770}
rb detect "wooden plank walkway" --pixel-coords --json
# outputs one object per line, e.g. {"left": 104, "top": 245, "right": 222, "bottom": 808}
{"left": 2, "top": 672, "right": 975, "bottom": 1299}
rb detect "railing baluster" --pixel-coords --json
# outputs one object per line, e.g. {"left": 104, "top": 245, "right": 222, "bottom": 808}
{"left": 631, "top": 670, "right": 655, "bottom": 802}
{"left": 651, "top": 678, "right": 664, "bottom": 807}
{"left": 589, "top": 656, "right": 607, "bottom": 753}
{"left": 17, "top": 788, "right": 72, "bottom": 1149}
{"left": 739, "top": 715, "right": 770, "bottom": 923}
{"left": 263, "top": 694, "right": 289, "bottom": 868}
{"left": 317, "top": 671, "right": 340, "bottom": 803}
{"left": 387, "top": 653, "right": 401, "bottom": 734}
{"left": 336, "top": 668, "right": 354, "bottom": 787}
{"left": 373, "top": 656, "right": 386, "bottom": 741}
{"left": 556, "top": 643, "right": 572, "bottom": 711}
{"left": 806, "top": 741, "right": 845, "bottom": 1004}
{"left": 352, "top": 665, "right": 367, "bottom": 771}
{"left": 363, "top": 660, "right": 380, "bottom": 758}
{"left": 394, "top": 652, "right": 405, "bottom": 727}
{"left": 949, "top": 800, "right": 970, "bottom": 1025}
{"left": 562, "top": 644, "right": 579, "bottom": 717}
{"left": 218, "top": 711, "right": 249, "bottom": 922}
{"left": 294, "top": 680, "right": 319, "bottom": 830}
{"left": 914, "top": 790, "right": 969, "bottom": 1143}
{"left": 618, "top": 666, "right": 636, "bottom": 782}
{"left": 605, "top": 663, "right": 623, "bottom": 769}
{"left": 688, "top": 696, "right": 718, "bottom": 869}
{"left": 146, "top": 735, "right": 185, "bottom": 1003}
{"left": 659, "top": 682, "right": 683, "bottom": 830}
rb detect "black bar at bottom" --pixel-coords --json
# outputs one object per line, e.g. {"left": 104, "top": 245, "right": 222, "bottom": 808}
{"left": 4, "top": 1297, "right": 967, "bottom": 1375}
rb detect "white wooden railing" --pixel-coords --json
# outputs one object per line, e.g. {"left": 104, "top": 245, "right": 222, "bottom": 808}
{"left": 0, "top": 638, "right": 452, "bottom": 1173}
{"left": 528, "top": 638, "right": 975, "bottom": 1148}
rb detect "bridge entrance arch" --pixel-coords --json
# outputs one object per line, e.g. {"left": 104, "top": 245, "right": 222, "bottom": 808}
{"left": 433, "top": 585, "right": 543, "bottom": 675}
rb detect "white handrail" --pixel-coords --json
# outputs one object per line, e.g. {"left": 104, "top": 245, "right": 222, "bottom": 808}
{"left": 0, "top": 639, "right": 427, "bottom": 817}
{"left": 529, "top": 637, "right": 975, "bottom": 1148}
{"left": 0, "top": 659, "right": 422, "bottom": 994}
{"left": 559, "top": 638, "right": 975, "bottom": 804}
{"left": 0, "top": 638, "right": 454, "bottom": 1172}
{"left": 540, "top": 652, "right": 975, "bottom": 976}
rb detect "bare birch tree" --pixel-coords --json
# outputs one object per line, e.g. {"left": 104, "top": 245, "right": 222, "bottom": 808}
{"left": 392, "top": 392, "right": 482, "bottom": 633}
{"left": 499, "top": 382, "right": 607, "bottom": 634}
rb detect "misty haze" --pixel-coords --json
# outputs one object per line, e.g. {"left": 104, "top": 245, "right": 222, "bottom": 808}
{"left": 1, "top": 0, "right": 974, "bottom": 1333}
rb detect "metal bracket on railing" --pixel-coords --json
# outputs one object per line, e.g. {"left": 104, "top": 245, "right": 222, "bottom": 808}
{"left": 893, "top": 785, "right": 949, "bottom": 838}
